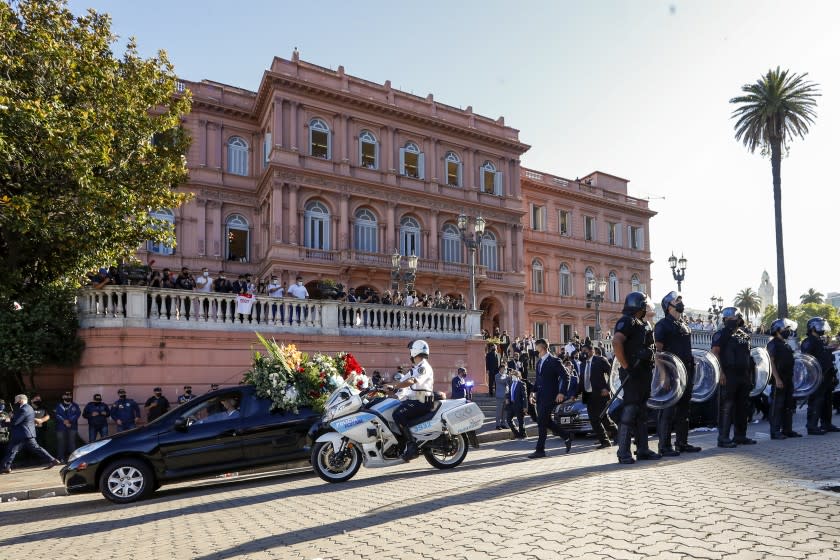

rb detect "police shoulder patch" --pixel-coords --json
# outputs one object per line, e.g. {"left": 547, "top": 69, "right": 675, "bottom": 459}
{"left": 615, "top": 317, "right": 630, "bottom": 334}
{"left": 711, "top": 331, "right": 723, "bottom": 346}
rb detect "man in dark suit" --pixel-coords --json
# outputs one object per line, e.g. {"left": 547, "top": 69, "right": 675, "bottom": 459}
{"left": 528, "top": 338, "right": 570, "bottom": 458}
{"left": 507, "top": 370, "right": 528, "bottom": 439}
{"left": 485, "top": 344, "right": 502, "bottom": 396}
{"left": 1, "top": 395, "right": 60, "bottom": 473}
{"left": 582, "top": 343, "right": 617, "bottom": 448}
{"left": 451, "top": 367, "right": 467, "bottom": 399}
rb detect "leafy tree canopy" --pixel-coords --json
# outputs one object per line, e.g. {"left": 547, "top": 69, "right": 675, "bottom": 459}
{"left": 759, "top": 303, "right": 839, "bottom": 341}
{"left": 0, "top": 0, "right": 192, "bottom": 300}
{"left": 799, "top": 288, "right": 824, "bottom": 305}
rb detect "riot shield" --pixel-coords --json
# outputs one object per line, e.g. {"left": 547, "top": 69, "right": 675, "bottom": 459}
{"left": 690, "top": 349, "right": 721, "bottom": 403}
{"left": 792, "top": 352, "right": 823, "bottom": 399}
{"left": 608, "top": 352, "right": 686, "bottom": 409}
{"left": 749, "top": 347, "right": 772, "bottom": 397}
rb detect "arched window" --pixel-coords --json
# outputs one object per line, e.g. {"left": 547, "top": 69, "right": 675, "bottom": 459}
{"left": 309, "top": 118, "right": 331, "bottom": 159}
{"left": 147, "top": 208, "right": 175, "bottom": 255}
{"left": 441, "top": 224, "right": 463, "bottom": 263}
{"left": 480, "top": 230, "right": 498, "bottom": 271}
{"left": 445, "top": 151, "right": 462, "bottom": 187}
{"left": 359, "top": 130, "right": 378, "bottom": 169}
{"left": 532, "top": 259, "right": 544, "bottom": 294}
{"left": 480, "top": 160, "right": 502, "bottom": 195}
{"left": 609, "top": 271, "right": 620, "bottom": 302}
{"left": 353, "top": 208, "right": 377, "bottom": 253}
{"left": 631, "top": 274, "right": 641, "bottom": 293}
{"left": 304, "top": 201, "right": 330, "bottom": 250}
{"left": 225, "top": 214, "right": 250, "bottom": 262}
{"left": 227, "top": 136, "right": 248, "bottom": 176}
{"left": 399, "top": 216, "right": 421, "bottom": 257}
{"left": 584, "top": 267, "right": 595, "bottom": 293}
{"left": 559, "top": 263, "right": 572, "bottom": 296}
{"left": 399, "top": 142, "right": 425, "bottom": 179}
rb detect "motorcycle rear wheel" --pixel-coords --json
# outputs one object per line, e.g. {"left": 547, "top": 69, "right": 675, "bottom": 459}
{"left": 423, "top": 433, "right": 469, "bottom": 469}
{"left": 312, "top": 440, "right": 363, "bottom": 483}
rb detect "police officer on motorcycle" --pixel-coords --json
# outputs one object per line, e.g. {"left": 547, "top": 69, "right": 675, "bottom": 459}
{"left": 801, "top": 317, "right": 839, "bottom": 435}
{"left": 655, "top": 291, "right": 700, "bottom": 456}
{"left": 612, "top": 291, "right": 661, "bottom": 464}
{"left": 712, "top": 307, "right": 756, "bottom": 448}
{"left": 767, "top": 318, "right": 800, "bottom": 439}
{"left": 388, "top": 339, "right": 435, "bottom": 462}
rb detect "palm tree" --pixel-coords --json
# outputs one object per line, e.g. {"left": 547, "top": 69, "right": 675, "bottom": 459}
{"left": 733, "top": 288, "right": 762, "bottom": 323}
{"left": 730, "top": 67, "right": 819, "bottom": 319}
{"left": 800, "top": 288, "right": 824, "bottom": 304}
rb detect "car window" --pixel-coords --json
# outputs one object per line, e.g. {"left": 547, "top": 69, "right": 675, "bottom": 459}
{"left": 181, "top": 391, "right": 242, "bottom": 424}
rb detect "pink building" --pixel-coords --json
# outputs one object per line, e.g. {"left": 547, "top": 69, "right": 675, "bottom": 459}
{"left": 67, "top": 52, "right": 655, "bottom": 408}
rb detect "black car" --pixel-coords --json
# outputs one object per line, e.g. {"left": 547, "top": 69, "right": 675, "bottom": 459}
{"left": 61, "top": 385, "right": 318, "bottom": 503}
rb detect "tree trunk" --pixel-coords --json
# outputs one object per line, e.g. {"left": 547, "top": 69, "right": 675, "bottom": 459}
{"left": 771, "top": 139, "right": 787, "bottom": 318}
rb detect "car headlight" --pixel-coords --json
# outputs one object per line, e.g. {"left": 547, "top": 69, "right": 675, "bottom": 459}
{"left": 68, "top": 439, "right": 110, "bottom": 463}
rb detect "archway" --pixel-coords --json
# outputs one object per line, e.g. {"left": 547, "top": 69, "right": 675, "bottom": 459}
{"left": 478, "top": 296, "right": 504, "bottom": 337}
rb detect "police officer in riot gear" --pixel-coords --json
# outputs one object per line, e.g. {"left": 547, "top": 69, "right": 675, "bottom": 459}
{"left": 767, "top": 318, "right": 800, "bottom": 439}
{"left": 801, "top": 317, "right": 839, "bottom": 435}
{"left": 612, "top": 292, "right": 661, "bottom": 464}
{"left": 655, "top": 291, "right": 700, "bottom": 455}
{"left": 389, "top": 339, "right": 435, "bottom": 462}
{"left": 712, "top": 307, "right": 756, "bottom": 448}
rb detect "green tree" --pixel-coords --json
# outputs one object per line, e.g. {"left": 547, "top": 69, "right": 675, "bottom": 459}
{"left": 733, "top": 288, "right": 762, "bottom": 323}
{"left": 730, "top": 67, "right": 819, "bottom": 319}
{"left": 799, "top": 288, "right": 824, "bottom": 305}
{"left": 0, "top": 0, "right": 192, "bottom": 299}
{"left": 759, "top": 304, "right": 778, "bottom": 333}
{"left": 789, "top": 303, "right": 840, "bottom": 340}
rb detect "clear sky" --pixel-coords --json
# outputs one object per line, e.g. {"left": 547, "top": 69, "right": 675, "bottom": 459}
{"left": 68, "top": 0, "right": 840, "bottom": 314}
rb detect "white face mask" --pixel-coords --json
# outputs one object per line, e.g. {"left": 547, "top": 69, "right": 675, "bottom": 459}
{"left": 203, "top": 271, "right": 209, "bottom": 277}
{"left": 297, "top": 281, "right": 303, "bottom": 286}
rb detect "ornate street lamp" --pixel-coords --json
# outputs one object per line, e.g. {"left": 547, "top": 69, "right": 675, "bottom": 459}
{"left": 708, "top": 295, "right": 724, "bottom": 327}
{"left": 586, "top": 277, "right": 608, "bottom": 341}
{"left": 391, "top": 249, "right": 418, "bottom": 296}
{"left": 391, "top": 249, "right": 401, "bottom": 293}
{"left": 405, "top": 253, "right": 418, "bottom": 295}
{"left": 457, "top": 213, "right": 487, "bottom": 311}
{"left": 668, "top": 252, "right": 687, "bottom": 291}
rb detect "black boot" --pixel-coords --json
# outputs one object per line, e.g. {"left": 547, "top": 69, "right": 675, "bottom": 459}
{"left": 400, "top": 426, "right": 419, "bottom": 462}
{"left": 718, "top": 401, "right": 736, "bottom": 448}
{"left": 656, "top": 409, "right": 675, "bottom": 456}
{"left": 616, "top": 423, "right": 634, "bottom": 464}
{"left": 769, "top": 392, "right": 785, "bottom": 438}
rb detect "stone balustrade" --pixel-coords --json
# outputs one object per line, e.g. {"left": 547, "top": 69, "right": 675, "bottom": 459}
{"left": 77, "top": 286, "right": 481, "bottom": 339}
{"left": 597, "top": 330, "right": 770, "bottom": 356}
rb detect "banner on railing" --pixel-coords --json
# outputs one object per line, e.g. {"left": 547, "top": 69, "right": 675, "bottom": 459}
{"left": 236, "top": 294, "right": 255, "bottom": 315}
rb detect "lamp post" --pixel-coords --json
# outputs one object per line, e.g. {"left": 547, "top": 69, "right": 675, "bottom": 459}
{"left": 457, "top": 214, "right": 487, "bottom": 311}
{"left": 668, "top": 252, "right": 687, "bottom": 291}
{"left": 708, "top": 296, "right": 724, "bottom": 327}
{"left": 391, "top": 249, "right": 418, "bottom": 297}
{"left": 586, "top": 277, "right": 608, "bottom": 341}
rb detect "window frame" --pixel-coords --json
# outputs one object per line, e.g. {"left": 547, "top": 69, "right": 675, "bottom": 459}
{"left": 479, "top": 231, "right": 499, "bottom": 272}
{"left": 304, "top": 201, "right": 331, "bottom": 250}
{"left": 399, "top": 216, "right": 421, "bottom": 257}
{"left": 353, "top": 208, "right": 378, "bottom": 253}
{"left": 359, "top": 130, "right": 379, "bottom": 169}
{"left": 441, "top": 224, "right": 463, "bottom": 264}
{"left": 147, "top": 208, "right": 175, "bottom": 255}
{"left": 445, "top": 151, "right": 462, "bottom": 187}
{"left": 584, "top": 216, "right": 597, "bottom": 241}
{"left": 531, "top": 259, "right": 545, "bottom": 294}
{"left": 559, "top": 263, "right": 572, "bottom": 297}
{"left": 226, "top": 136, "right": 249, "bottom": 176}
{"left": 399, "top": 142, "right": 424, "bottom": 180}
{"left": 309, "top": 118, "right": 331, "bottom": 160}
{"left": 225, "top": 214, "right": 250, "bottom": 262}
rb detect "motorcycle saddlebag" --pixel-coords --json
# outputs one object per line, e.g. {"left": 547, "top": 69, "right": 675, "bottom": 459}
{"left": 442, "top": 401, "right": 485, "bottom": 435}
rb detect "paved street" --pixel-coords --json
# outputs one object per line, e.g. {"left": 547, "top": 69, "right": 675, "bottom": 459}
{"left": 1, "top": 418, "right": 839, "bottom": 560}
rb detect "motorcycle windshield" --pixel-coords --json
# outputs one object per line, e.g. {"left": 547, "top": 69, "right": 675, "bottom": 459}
{"left": 750, "top": 347, "right": 772, "bottom": 397}
{"left": 792, "top": 352, "right": 823, "bottom": 399}
{"left": 691, "top": 349, "right": 721, "bottom": 403}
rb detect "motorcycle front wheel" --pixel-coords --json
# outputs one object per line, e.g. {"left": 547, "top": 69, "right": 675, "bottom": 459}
{"left": 311, "top": 440, "right": 363, "bottom": 483}
{"left": 423, "top": 433, "right": 469, "bottom": 469}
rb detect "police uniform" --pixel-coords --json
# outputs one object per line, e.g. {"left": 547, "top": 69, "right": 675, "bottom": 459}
{"left": 393, "top": 359, "right": 435, "bottom": 428}
{"left": 655, "top": 314, "right": 697, "bottom": 453}
{"left": 767, "top": 337, "right": 796, "bottom": 437}
{"left": 801, "top": 334, "right": 839, "bottom": 433}
{"left": 713, "top": 325, "right": 754, "bottom": 446}
{"left": 614, "top": 314, "right": 656, "bottom": 462}
{"left": 82, "top": 400, "right": 110, "bottom": 441}
{"left": 110, "top": 397, "right": 141, "bottom": 432}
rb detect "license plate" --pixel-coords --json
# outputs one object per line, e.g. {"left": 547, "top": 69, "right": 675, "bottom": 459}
{"left": 560, "top": 416, "right": 572, "bottom": 424}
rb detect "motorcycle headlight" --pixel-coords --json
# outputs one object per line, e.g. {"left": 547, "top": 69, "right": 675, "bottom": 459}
{"left": 68, "top": 439, "right": 110, "bottom": 463}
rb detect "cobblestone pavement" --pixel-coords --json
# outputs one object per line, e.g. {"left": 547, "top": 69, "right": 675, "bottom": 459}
{"left": 1, "top": 420, "right": 839, "bottom": 560}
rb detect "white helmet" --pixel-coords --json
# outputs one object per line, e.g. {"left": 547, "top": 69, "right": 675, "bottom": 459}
{"left": 408, "top": 339, "right": 430, "bottom": 359}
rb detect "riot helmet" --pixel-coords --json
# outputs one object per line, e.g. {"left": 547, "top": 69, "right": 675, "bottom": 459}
{"left": 770, "top": 318, "right": 797, "bottom": 339}
{"left": 407, "top": 339, "right": 430, "bottom": 359}
{"left": 622, "top": 291, "right": 649, "bottom": 317}
{"left": 661, "top": 291, "right": 684, "bottom": 314}
{"left": 721, "top": 307, "right": 742, "bottom": 329}
{"left": 806, "top": 317, "right": 830, "bottom": 336}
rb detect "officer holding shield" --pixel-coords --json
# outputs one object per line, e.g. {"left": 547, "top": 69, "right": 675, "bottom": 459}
{"left": 801, "top": 317, "right": 839, "bottom": 435}
{"left": 655, "top": 291, "right": 700, "bottom": 456}
{"left": 712, "top": 308, "right": 756, "bottom": 448}
{"left": 767, "top": 318, "right": 800, "bottom": 439}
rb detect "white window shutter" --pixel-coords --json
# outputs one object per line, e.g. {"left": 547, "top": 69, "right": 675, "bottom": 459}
{"left": 374, "top": 142, "right": 380, "bottom": 169}
{"left": 637, "top": 227, "right": 645, "bottom": 250}
{"left": 358, "top": 137, "right": 363, "bottom": 166}
{"left": 616, "top": 225, "right": 622, "bottom": 247}
{"left": 494, "top": 171, "right": 503, "bottom": 195}
{"left": 627, "top": 225, "right": 633, "bottom": 248}
{"left": 591, "top": 219, "right": 597, "bottom": 241}
{"left": 399, "top": 148, "right": 406, "bottom": 175}
{"left": 479, "top": 168, "right": 486, "bottom": 192}
{"left": 529, "top": 203, "right": 535, "bottom": 228}
{"left": 418, "top": 152, "right": 425, "bottom": 180}
{"left": 457, "top": 162, "right": 463, "bottom": 186}
{"left": 541, "top": 206, "right": 547, "bottom": 230}
{"left": 264, "top": 132, "right": 271, "bottom": 163}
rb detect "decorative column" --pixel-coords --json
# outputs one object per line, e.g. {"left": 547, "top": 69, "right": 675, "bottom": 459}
{"left": 273, "top": 96, "right": 284, "bottom": 148}
{"left": 196, "top": 198, "right": 207, "bottom": 256}
{"left": 290, "top": 101, "right": 299, "bottom": 152}
{"left": 428, "top": 210, "right": 439, "bottom": 260}
{"left": 288, "top": 184, "right": 299, "bottom": 245}
{"left": 339, "top": 193, "right": 350, "bottom": 251}
{"left": 386, "top": 202, "right": 396, "bottom": 251}
{"left": 198, "top": 120, "right": 207, "bottom": 167}
{"left": 271, "top": 181, "right": 284, "bottom": 242}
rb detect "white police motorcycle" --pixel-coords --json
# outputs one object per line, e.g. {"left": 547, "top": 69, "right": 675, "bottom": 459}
{"left": 308, "top": 378, "right": 484, "bottom": 483}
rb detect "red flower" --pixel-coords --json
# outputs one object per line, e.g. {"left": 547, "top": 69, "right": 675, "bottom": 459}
{"left": 308, "top": 390, "right": 320, "bottom": 398}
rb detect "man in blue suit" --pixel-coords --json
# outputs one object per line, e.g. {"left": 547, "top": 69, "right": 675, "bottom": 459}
{"left": 1, "top": 395, "right": 60, "bottom": 473}
{"left": 451, "top": 367, "right": 468, "bottom": 399}
{"left": 528, "top": 339, "right": 570, "bottom": 458}
{"left": 507, "top": 370, "right": 528, "bottom": 439}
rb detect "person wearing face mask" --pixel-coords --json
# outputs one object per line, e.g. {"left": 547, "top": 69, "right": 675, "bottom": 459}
{"left": 82, "top": 393, "right": 110, "bottom": 442}
{"left": 767, "top": 319, "right": 800, "bottom": 439}
{"left": 54, "top": 391, "right": 81, "bottom": 463}
{"left": 582, "top": 343, "right": 617, "bottom": 449}
{"left": 195, "top": 267, "right": 213, "bottom": 292}
{"left": 654, "top": 291, "right": 700, "bottom": 456}
{"left": 286, "top": 276, "right": 309, "bottom": 324}
{"left": 177, "top": 385, "right": 195, "bottom": 405}
{"left": 801, "top": 317, "right": 839, "bottom": 435}
{"left": 144, "top": 387, "right": 170, "bottom": 422}
{"left": 267, "top": 275, "right": 285, "bottom": 324}
{"left": 711, "top": 307, "right": 756, "bottom": 448}
{"left": 29, "top": 393, "right": 51, "bottom": 449}
{"left": 1, "top": 395, "right": 61, "bottom": 474}
{"left": 110, "top": 389, "right": 141, "bottom": 432}
{"left": 612, "top": 292, "right": 660, "bottom": 464}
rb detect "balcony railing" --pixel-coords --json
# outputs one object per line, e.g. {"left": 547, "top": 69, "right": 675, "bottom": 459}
{"left": 597, "top": 331, "right": 770, "bottom": 355}
{"left": 78, "top": 287, "right": 481, "bottom": 339}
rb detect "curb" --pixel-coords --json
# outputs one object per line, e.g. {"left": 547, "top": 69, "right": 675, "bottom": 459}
{"left": 0, "top": 486, "right": 68, "bottom": 503}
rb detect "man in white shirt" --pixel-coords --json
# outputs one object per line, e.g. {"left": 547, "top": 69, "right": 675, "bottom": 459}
{"left": 286, "top": 276, "right": 309, "bottom": 324}
{"left": 267, "top": 275, "right": 284, "bottom": 324}
{"left": 193, "top": 267, "right": 213, "bottom": 319}
{"left": 388, "top": 339, "right": 435, "bottom": 462}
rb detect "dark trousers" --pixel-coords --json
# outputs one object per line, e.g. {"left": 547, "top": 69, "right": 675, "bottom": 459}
{"left": 487, "top": 372, "right": 495, "bottom": 396}
{"left": 55, "top": 429, "right": 77, "bottom": 462}
{"left": 507, "top": 406, "right": 525, "bottom": 437}
{"left": 2, "top": 437, "right": 55, "bottom": 469}
{"left": 587, "top": 392, "right": 617, "bottom": 442}
{"left": 718, "top": 375, "right": 750, "bottom": 442}
{"left": 770, "top": 376, "right": 795, "bottom": 434}
{"left": 535, "top": 402, "right": 560, "bottom": 452}
{"left": 392, "top": 399, "right": 433, "bottom": 437}
{"left": 88, "top": 424, "right": 108, "bottom": 442}
{"left": 807, "top": 375, "right": 837, "bottom": 430}
{"left": 658, "top": 370, "right": 694, "bottom": 449}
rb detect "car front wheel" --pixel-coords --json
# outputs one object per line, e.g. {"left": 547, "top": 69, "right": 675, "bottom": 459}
{"left": 99, "top": 459, "right": 156, "bottom": 504}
